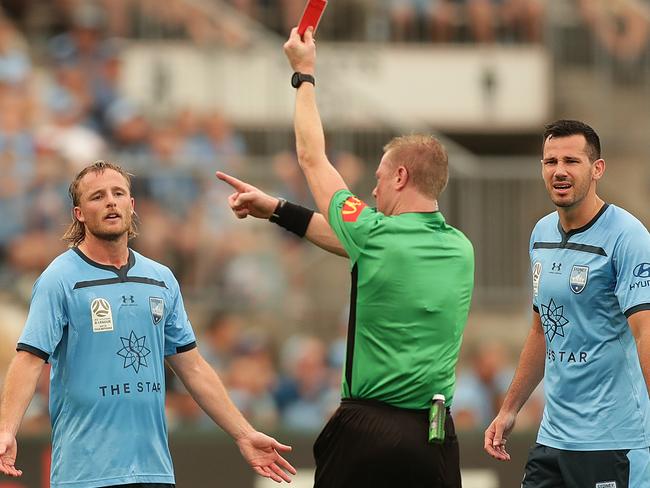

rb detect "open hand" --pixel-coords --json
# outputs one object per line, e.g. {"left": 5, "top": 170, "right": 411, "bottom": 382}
{"left": 236, "top": 431, "right": 297, "bottom": 483}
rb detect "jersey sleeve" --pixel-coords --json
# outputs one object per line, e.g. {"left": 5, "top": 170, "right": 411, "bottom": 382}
{"left": 17, "top": 270, "right": 68, "bottom": 361}
{"left": 164, "top": 274, "right": 197, "bottom": 356}
{"left": 328, "top": 189, "right": 383, "bottom": 263}
{"left": 613, "top": 222, "right": 650, "bottom": 317}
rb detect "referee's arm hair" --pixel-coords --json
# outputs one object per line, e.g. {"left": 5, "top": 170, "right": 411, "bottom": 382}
{"left": 0, "top": 350, "right": 46, "bottom": 477}
{"left": 166, "top": 348, "right": 297, "bottom": 483}
{"left": 628, "top": 310, "right": 650, "bottom": 396}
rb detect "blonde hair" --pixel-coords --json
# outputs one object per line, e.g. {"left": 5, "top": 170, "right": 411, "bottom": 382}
{"left": 62, "top": 160, "right": 138, "bottom": 247}
{"left": 383, "top": 134, "right": 449, "bottom": 199}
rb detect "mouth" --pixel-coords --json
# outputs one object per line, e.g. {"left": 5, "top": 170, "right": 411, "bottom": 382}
{"left": 104, "top": 212, "right": 121, "bottom": 221}
{"left": 552, "top": 182, "right": 571, "bottom": 195}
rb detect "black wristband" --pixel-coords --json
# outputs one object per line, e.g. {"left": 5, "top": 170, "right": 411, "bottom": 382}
{"left": 269, "top": 199, "right": 314, "bottom": 237}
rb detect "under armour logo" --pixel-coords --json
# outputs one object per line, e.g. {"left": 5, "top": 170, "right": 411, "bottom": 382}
{"left": 552, "top": 262, "right": 562, "bottom": 272}
{"left": 121, "top": 295, "right": 135, "bottom": 304}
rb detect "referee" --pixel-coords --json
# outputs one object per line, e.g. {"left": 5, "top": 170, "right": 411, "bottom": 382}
{"left": 217, "top": 26, "right": 474, "bottom": 488}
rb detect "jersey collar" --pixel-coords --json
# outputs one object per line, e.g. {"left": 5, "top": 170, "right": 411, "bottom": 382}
{"left": 72, "top": 247, "right": 135, "bottom": 279}
{"left": 557, "top": 203, "right": 609, "bottom": 243}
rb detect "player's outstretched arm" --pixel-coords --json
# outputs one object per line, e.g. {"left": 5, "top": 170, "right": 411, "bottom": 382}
{"left": 628, "top": 310, "right": 650, "bottom": 396}
{"left": 216, "top": 171, "right": 347, "bottom": 257}
{"left": 484, "top": 313, "right": 546, "bottom": 461}
{"left": 166, "top": 349, "right": 297, "bottom": 483}
{"left": 283, "top": 27, "right": 347, "bottom": 221}
{"left": 0, "top": 351, "right": 47, "bottom": 477}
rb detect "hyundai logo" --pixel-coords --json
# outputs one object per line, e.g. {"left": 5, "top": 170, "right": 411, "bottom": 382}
{"left": 633, "top": 263, "right": 650, "bottom": 278}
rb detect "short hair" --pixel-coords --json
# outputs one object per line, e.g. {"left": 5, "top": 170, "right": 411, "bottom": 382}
{"left": 543, "top": 119, "right": 601, "bottom": 162}
{"left": 62, "top": 160, "right": 138, "bottom": 247}
{"left": 382, "top": 134, "right": 449, "bottom": 199}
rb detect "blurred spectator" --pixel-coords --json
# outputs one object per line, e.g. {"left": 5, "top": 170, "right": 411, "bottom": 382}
{"left": 271, "top": 150, "right": 313, "bottom": 207}
{"left": 0, "top": 14, "right": 32, "bottom": 87}
{"left": 333, "top": 151, "right": 368, "bottom": 197}
{"left": 200, "top": 311, "right": 245, "bottom": 373}
{"left": 274, "top": 335, "right": 340, "bottom": 431}
{"left": 105, "top": 98, "right": 150, "bottom": 158}
{"left": 387, "top": 0, "right": 439, "bottom": 42}
{"left": 578, "top": 0, "right": 650, "bottom": 81}
{"left": 184, "top": 111, "right": 246, "bottom": 178}
{"left": 452, "top": 340, "right": 514, "bottom": 429}
{"left": 144, "top": 123, "right": 199, "bottom": 217}
{"left": 452, "top": 340, "right": 543, "bottom": 430}
{"left": 36, "top": 78, "right": 107, "bottom": 171}
{"left": 392, "top": 0, "right": 545, "bottom": 43}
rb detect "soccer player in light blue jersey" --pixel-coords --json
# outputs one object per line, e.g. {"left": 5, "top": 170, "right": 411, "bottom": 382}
{"left": 0, "top": 161, "right": 296, "bottom": 488}
{"left": 484, "top": 120, "right": 650, "bottom": 487}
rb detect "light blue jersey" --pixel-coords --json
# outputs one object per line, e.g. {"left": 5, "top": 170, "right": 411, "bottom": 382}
{"left": 530, "top": 204, "right": 650, "bottom": 450}
{"left": 17, "top": 248, "right": 196, "bottom": 488}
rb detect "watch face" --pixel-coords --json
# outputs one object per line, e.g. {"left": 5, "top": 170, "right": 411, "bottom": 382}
{"left": 291, "top": 72, "right": 300, "bottom": 88}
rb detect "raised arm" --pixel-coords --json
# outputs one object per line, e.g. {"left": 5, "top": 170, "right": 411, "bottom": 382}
{"left": 216, "top": 171, "right": 347, "bottom": 257}
{"left": 0, "top": 351, "right": 46, "bottom": 477}
{"left": 166, "top": 348, "right": 296, "bottom": 483}
{"left": 283, "top": 27, "right": 347, "bottom": 220}
{"left": 484, "top": 312, "right": 546, "bottom": 461}
{"left": 628, "top": 310, "right": 650, "bottom": 396}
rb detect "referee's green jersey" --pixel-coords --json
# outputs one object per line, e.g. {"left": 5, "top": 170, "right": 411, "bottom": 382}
{"left": 329, "top": 189, "right": 474, "bottom": 409}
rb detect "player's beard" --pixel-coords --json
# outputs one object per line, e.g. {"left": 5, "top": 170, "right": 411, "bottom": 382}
{"left": 86, "top": 213, "right": 132, "bottom": 242}
{"left": 548, "top": 178, "right": 590, "bottom": 209}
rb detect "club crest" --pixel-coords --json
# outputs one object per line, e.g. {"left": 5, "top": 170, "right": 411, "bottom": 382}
{"left": 149, "top": 297, "right": 164, "bottom": 325}
{"left": 570, "top": 265, "right": 589, "bottom": 294}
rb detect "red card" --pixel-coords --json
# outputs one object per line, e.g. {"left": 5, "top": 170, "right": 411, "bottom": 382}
{"left": 298, "top": 0, "right": 328, "bottom": 37}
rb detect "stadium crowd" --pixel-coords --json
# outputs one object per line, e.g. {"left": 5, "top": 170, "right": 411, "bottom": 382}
{"left": 5, "top": 0, "right": 646, "bottom": 437}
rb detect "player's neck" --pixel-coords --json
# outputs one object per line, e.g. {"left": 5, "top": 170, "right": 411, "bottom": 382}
{"left": 392, "top": 192, "right": 438, "bottom": 215}
{"left": 557, "top": 194, "right": 605, "bottom": 233}
{"left": 77, "top": 235, "right": 130, "bottom": 268}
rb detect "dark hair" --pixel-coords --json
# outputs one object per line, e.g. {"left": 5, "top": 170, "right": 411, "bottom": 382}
{"left": 62, "top": 160, "right": 138, "bottom": 246}
{"left": 543, "top": 120, "right": 601, "bottom": 162}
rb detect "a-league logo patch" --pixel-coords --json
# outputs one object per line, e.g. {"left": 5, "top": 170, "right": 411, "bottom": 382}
{"left": 595, "top": 482, "right": 617, "bottom": 488}
{"left": 341, "top": 196, "right": 367, "bottom": 222}
{"left": 532, "top": 261, "right": 542, "bottom": 298}
{"left": 91, "top": 298, "right": 114, "bottom": 332}
{"left": 570, "top": 265, "right": 589, "bottom": 294}
{"left": 149, "top": 297, "right": 164, "bottom": 325}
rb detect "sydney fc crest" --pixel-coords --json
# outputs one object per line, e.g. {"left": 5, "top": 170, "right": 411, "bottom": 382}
{"left": 149, "top": 297, "right": 164, "bottom": 325}
{"left": 569, "top": 265, "right": 589, "bottom": 294}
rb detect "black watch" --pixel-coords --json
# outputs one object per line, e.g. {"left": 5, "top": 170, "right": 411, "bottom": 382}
{"left": 269, "top": 198, "right": 287, "bottom": 223}
{"left": 291, "top": 72, "right": 315, "bottom": 88}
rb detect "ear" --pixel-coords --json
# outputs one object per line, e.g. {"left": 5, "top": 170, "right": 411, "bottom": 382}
{"left": 592, "top": 158, "right": 605, "bottom": 181}
{"left": 73, "top": 206, "right": 85, "bottom": 223}
{"left": 395, "top": 166, "right": 409, "bottom": 191}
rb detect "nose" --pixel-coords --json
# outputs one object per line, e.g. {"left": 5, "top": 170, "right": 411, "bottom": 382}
{"left": 554, "top": 162, "right": 569, "bottom": 179}
{"left": 106, "top": 192, "right": 118, "bottom": 206}
{"left": 372, "top": 187, "right": 377, "bottom": 198}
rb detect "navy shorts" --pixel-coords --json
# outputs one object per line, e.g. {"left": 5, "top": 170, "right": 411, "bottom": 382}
{"left": 523, "top": 443, "right": 650, "bottom": 488}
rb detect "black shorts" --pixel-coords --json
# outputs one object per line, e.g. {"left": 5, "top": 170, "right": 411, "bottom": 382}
{"left": 313, "top": 399, "right": 460, "bottom": 488}
{"left": 523, "top": 443, "right": 650, "bottom": 488}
